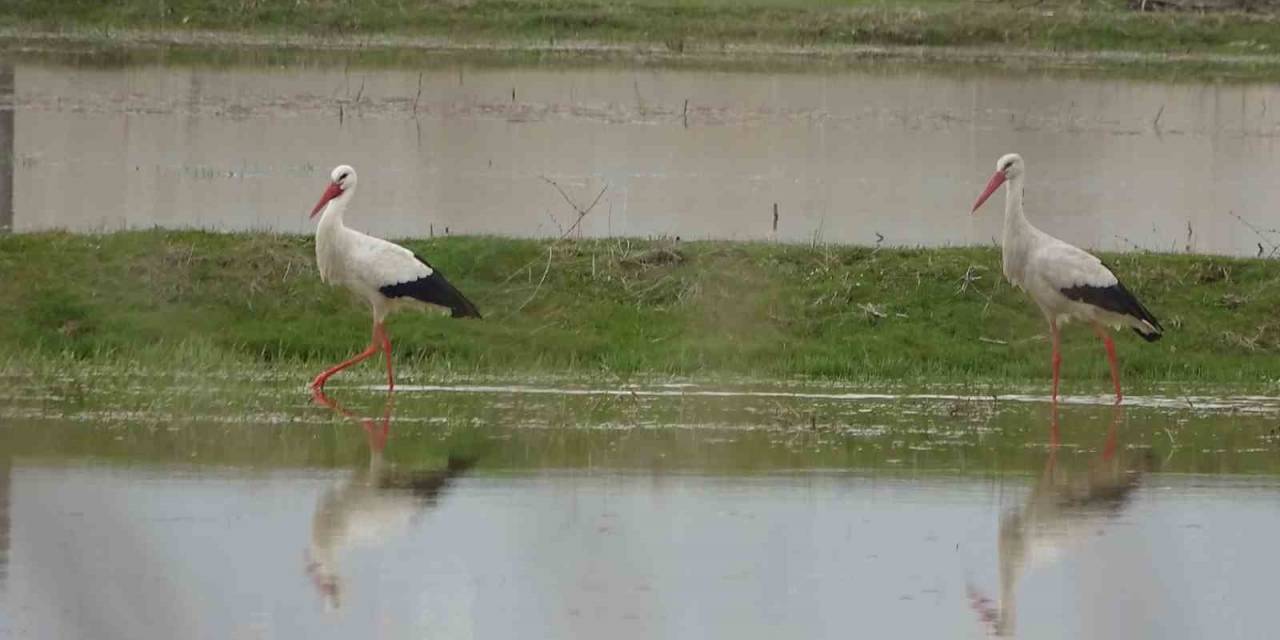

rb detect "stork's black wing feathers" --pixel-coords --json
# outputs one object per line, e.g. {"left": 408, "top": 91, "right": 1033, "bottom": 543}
{"left": 1060, "top": 280, "right": 1163, "bottom": 342}
{"left": 378, "top": 253, "right": 482, "bottom": 319}
{"left": 378, "top": 456, "right": 478, "bottom": 499}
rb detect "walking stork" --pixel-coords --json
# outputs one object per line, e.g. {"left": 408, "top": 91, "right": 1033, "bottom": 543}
{"left": 308, "top": 165, "right": 481, "bottom": 391}
{"left": 971, "top": 153, "right": 1163, "bottom": 404}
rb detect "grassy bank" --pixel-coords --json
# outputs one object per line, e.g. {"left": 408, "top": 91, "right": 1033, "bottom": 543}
{"left": 7, "top": 0, "right": 1280, "bottom": 60}
{"left": 2, "top": 231, "right": 1278, "bottom": 389}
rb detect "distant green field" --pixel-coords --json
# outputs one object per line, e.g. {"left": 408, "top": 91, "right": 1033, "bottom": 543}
{"left": 6, "top": 0, "right": 1280, "bottom": 59}
{"left": 2, "top": 231, "right": 1278, "bottom": 392}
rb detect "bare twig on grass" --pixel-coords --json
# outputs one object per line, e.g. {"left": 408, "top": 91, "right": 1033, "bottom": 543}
{"left": 1224, "top": 210, "right": 1280, "bottom": 258}
{"left": 513, "top": 246, "right": 555, "bottom": 313}
{"left": 858, "top": 302, "right": 887, "bottom": 321}
{"left": 497, "top": 179, "right": 611, "bottom": 317}
{"left": 541, "top": 176, "right": 607, "bottom": 240}
{"left": 955, "top": 264, "right": 987, "bottom": 296}
{"left": 498, "top": 178, "right": 608, "bottom": 288}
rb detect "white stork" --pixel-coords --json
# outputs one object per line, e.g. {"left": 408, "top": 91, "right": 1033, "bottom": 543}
{"left": 308, "top": 165, "right": 481, "bottom": 391}
{"left": 971, "top": 153, "right": 1163, "bottom": 404}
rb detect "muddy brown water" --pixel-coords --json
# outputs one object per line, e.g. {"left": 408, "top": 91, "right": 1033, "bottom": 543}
{"left": 0, "top": 377, "right": 1278, "bottom": 639}
{"left": 6, "top": 59, "right": 1280, "bottom": 255}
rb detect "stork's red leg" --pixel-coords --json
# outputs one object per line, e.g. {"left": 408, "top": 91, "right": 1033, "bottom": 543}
{"left": 1050, "top": 320, "right": 1062, "bottom": 404}
{"left": 310, "top": 344, "right": 378, "bottom": 390}
{"left": 1093, "top": 324, "right": 1123, "bottom": 405}
{"left": 375, "top": 322, "right": 394, "bottom": 391}
{"left": 310, "top": 324, "right": 382, "bottom": 390}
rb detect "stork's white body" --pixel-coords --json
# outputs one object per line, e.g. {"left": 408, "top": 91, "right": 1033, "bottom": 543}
{"left": 998, "top": 177, "right": 1155, "bottom": 335}
{"left": 973, "top": 154, "right": 1162, "bottom": 404}
{"left": 307, "top": 165, "right": 481, "bottom": 392}
{"left": 315, "top": 195, "right": 432, "bottom": 324}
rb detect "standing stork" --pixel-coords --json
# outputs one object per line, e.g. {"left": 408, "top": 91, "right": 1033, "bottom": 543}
{"left": 309, "top": 165, "right": 481, "bottom": 391}
{"left": 971, "top": 153, "right": 1163, "bottom": 404}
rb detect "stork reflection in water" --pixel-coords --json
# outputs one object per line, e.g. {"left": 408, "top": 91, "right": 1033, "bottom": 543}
{"left": 968, "top": 408, "right": 1155, "bottom": 637}
{"left": 307, "top": 389, "right": 476, "bottom": 609}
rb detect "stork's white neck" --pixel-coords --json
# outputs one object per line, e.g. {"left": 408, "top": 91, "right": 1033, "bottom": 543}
{"left": 998, "top": 175, "right": 1029, "bottom": 232}
{"left": 314, "top": 186, "right": 355, "bottom": 285}
{"left": 997, "top": 172, "right": 1039, "bottom": 286}
{"left": 1002, "top": 173, "right": 1034, "bottom": 243}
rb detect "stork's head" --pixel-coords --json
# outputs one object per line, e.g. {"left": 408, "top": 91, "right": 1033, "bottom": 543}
{"left": 971, "top": 153, "right": 1023, "bottom": 214}
{"left": 310, "top": 165, "right": 357, "bottom": 218}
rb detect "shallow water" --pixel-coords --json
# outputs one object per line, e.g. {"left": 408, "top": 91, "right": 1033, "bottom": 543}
{"left": 7, "top": 57, "right": 1280, "bottom": 255}
{"left": 0, "top": 378, "right": 1278, "bottom": 639}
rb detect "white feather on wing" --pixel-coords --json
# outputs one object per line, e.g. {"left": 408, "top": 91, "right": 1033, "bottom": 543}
{"left": 1029, "top": 240, "right": 1118, "bottom": 293}
{"left": 345, "top": 231, "right": 433, "bottom": 291}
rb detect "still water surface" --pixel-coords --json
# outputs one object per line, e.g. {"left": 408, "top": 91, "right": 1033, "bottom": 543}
{"left": 7, "top": 58, "right": 1280, "bottom": 255}
{"left": 0, "top": 379, "right": 1277, "bottom": 639}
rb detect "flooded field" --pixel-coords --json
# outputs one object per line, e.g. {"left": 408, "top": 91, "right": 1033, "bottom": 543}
{"left": 1, "top": 375, "right": 1278, "bottom": 638}
{"left": 5, "top": 57, "right": 1280, "bottom": 255}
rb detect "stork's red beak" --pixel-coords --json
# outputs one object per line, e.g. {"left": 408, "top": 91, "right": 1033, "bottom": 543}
{"left": 971, "top": 171, "right": 1006, "bottom": 214}
{"left": 311, "top": 182, "right": 344, "bottom": 218}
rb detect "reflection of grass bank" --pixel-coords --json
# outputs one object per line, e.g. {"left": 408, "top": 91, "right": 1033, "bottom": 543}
{"left": 2, "top": 231, "right": 1279, "bottom": 389}
{"left": 7, "top": 0, "right": 1280, "bottom": 62}
{"left": 3, "top": 392, "right": 1277, "bottom": 474}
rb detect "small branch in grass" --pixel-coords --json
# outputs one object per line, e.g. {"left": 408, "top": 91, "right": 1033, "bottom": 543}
{"left": 978, "top": 337, "right": 1008, "bottom": 346}
{"left": 498, "top": 178, "right": 607, "bottom": 288}
{"left": 955, "top": 264, "right": 989, "bottom": 298}
{"left": 541, "top": 176, "right": 607, "bottom": 241}
{"left": 514, "top": 247, "right": 554, "bottom": 313}
{"left": 858, "top": 302, "right": 887, "bottom": 321}
{"left": 497, "top": 179, "right": 610, "bottom": 313}
{"left": 1223, "top": 210, "right": 1279, "bottom": 257}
